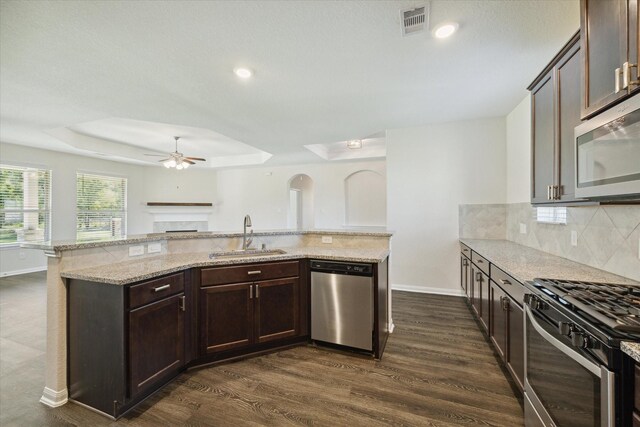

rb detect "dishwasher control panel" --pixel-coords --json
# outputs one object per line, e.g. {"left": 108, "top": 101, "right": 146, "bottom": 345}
{"left": 310, "top": 260, "right": 373, "bottom": 276}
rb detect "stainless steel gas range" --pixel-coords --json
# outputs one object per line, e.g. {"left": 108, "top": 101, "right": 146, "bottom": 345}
{"left": 523, "top": 278, "right": 640, "bottom": 427}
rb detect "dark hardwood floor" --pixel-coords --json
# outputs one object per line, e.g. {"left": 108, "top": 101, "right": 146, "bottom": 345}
{"left": 0, "top": 273, "right": 523, "bottom": 426}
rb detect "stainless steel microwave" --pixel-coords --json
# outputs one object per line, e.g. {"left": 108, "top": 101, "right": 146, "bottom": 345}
{"left": 574, "top": 94, "right": 640, "bottom": 200}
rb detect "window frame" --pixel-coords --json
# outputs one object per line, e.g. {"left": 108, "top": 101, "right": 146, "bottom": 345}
{"left": 0, "top": 164, "right": 52, "bottom": 248}
{"left": 76, "top": 171, "right": 128, "bottom": 241}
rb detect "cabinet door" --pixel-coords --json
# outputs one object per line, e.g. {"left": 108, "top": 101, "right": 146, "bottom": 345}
{"left": 200, "top": 283, "right": 253, "bottom": 354}
{"left": 471, "top": 267, "right": 481, "bottom": 318}
{"left": 479, "top": 271, "right": 490, "bottom": 331}
{"left": 531, "top": 70, "right": 555, "bottom": 204}
{"left": 490, "top": 283, "right": 508, "bottom": 360}
{"left": 556, "top": 41, "right": 582, "bottom": 202}
{"left": 254, "top": 277, "right": 299, "bottom": 344}
{"left": 580, "top": 0, "right": 629, "bottom": 118}
{"left": 129, "top": 293, "right": 185, "bottom": 397}
{"left": 506, "top": 298, "right": 525, "bottom": 391}
{"left": 460, "top": 256, "right": 469, "bottom": 297}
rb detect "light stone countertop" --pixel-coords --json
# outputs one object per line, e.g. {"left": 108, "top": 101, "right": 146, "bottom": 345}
{"left": 460, "top": 239, "right": 640, "bottom": 286}
{"left": 60, "top": 246, "right": 390, "bottom": 285}
{"left": 22, "top": 228, "right": 393, "bottom": 252}
{"left": 621, "top": 342, "right": 640, "bottom": 363}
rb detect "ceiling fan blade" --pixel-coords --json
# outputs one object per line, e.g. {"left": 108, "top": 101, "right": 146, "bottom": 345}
{"left": 185, "top": 157, "right": 206, "bottom": 161}
{"left": 157, "top": 158, "right": 171, "bottom": 163}
{"left": 144, "top": 153, "right": 168, "bottom": 157}
{"left": 183, "top": 159, "right": 196, "bottom": 165}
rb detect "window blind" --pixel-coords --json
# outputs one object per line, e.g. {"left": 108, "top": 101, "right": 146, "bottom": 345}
{"left": 76, "top": 172, "right": 127, "bottom": 240}
{"left": 0, "top": 165, "right": 51, "bottom": 245}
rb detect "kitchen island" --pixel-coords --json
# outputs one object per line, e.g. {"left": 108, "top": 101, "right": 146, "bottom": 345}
{"left": 24, "top": 229, "right": 392, "bottom": 417}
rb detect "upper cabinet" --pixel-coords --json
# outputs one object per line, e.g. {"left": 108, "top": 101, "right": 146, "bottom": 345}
{"left": 529, "top": 33, "right": 582, "bottom": 204}
{"left": 581, "top": 0, "right": 640, "bottom": 118}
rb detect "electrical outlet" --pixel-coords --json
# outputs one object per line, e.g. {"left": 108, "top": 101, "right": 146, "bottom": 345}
{"left": 571, "top": 230, "right": 578, "bottom": 247}
{"left": 147, "top": 243, "right": 161, "bottom": 254}
{"left": 129, "top": 245, "right": 144, "bottom": 256}
{"left": 321, "top": 236, "right": 333, "bottom": 244}
{"left": 519, "top": 223, "right": 527, "bottom": 234}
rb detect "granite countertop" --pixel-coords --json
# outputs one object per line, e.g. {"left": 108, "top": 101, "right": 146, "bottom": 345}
{"left": 22, "top": 228, "right": 393, "bottom": 252}
{"left": 459, "top": 239, "right": 639, "bottom": 286}
{"left": 621, "top": 342, "right": 640, "bottom": 363}
{"left": 60, "top": 246, "right": 390, "bottom": 285}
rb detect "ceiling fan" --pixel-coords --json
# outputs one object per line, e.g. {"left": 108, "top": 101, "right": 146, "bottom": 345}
{"left": 145, "top": 136, "right": 206, "bottom": 169}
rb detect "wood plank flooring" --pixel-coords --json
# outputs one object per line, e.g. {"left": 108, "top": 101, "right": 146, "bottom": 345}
{"left": 0, "top": 273, "right": 523, "bottom": 426}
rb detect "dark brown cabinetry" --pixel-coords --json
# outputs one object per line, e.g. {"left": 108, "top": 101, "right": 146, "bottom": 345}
{"left": 68, "top": 271, "right": 189, "bottom": 418}
{"left": 581, "top": 0, "right": 639, "bottom": 118}
{"left": 199, "top": 261, "right": 303, "bottom": 358}
{"left": 460, "top": 243, "right": 525, "bottom": 394}
{"left": 635, "top": 362, "right": 640, "bottom": 426}
{"left": 460, "top": 244, "right": 471, "bottom": 298}
{"left": 529, "top": 33, "right": 583, "bottom": 204}
{"left": 489, "top": 280, "right": 524, "bottom": 391}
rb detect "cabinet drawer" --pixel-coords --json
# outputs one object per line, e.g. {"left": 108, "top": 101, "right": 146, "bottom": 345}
{"left": 128, "top": 273, "right": 184, "bottom": 309}
{"left": 636, "top": 364, "right": 640, "bottom": 411}
{"left": 491, "top": 266, "right": 525, "bottom": 305}
{"left": 201, "top": 261, "right": 299, "bottom": 286}
{"left": 634, "top": 411, "right": 640, "bottom": 427}
{"left": 471, "top": 251, "right": 490, "bottom": 275}
{"left": 460, "top": 244, "right": 471, "bottom": 258}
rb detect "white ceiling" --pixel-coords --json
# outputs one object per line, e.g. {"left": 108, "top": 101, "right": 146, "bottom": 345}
{"left": 0, "top": 1, "right": 579, "bottom": 167}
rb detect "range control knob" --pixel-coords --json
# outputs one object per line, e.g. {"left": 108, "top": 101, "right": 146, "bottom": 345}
{"left": 558, "top": 322, "right": 573, "bottom": 336}
{"left": 570, "top": 332, "right": 592, "bottom": 349}
{"left": 571, "top": 332, "right": 585, "bottom": 347}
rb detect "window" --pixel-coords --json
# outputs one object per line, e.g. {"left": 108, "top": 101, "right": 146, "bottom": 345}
{"left": 76, "top": 173, "right": 127, "bottom": 240}
{"left": 0, "top": 165, "right": 51, "bottom": 246}
{"left": 536, "top": 206, "right": 568, "bottom": 225}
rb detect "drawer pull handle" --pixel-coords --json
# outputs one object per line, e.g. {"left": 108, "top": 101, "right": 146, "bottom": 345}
{"left": 477, "top": 259, "right": 483, "bottom": 263}
{"left": 153, "top": 284, "right": 171, "bottom": 292}
{"left": 256, "top": 284, "right": 259, "bottom": 298}
{"left": 247, "top": 270, "right": 262, "bottom": 275}
{"left": 500, "top": 279, "right": 511, "bottom": 286}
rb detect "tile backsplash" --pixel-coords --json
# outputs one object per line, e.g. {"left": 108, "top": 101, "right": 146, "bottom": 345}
{"left": 460, "top": 203, "right": 640, "bottom": 282}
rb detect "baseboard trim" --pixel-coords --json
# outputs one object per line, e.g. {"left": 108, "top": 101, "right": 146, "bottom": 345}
{"left": 40, "top": 387, "right": 68, "bottom": 408}
{"left": 392, "top": 284, "right": 463, "bottom": 297}
{"left": 0, "top": 266, "right": 47, "bottom": 277}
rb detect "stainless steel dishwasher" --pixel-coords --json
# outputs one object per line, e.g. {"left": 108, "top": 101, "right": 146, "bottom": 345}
{"left": 310, "top": 259, "right": 374, "bottom": 351}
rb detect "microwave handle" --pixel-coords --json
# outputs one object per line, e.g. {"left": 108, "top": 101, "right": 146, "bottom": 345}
{"left": 524, "top": 305, "right": 601, "bottom": 377}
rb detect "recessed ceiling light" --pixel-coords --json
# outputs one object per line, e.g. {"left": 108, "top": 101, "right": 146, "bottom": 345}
{"left": 234, "top": 67, "right": 253, "bottom": 79}
{"left": 432, "top": 22, "right": 458, "bottom": 39}
{"left": 346, "top": 139, "right": 363, "bottom": 149}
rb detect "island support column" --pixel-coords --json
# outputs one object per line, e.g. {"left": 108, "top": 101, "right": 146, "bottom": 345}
{"left": 39, "top": 252, "right": 68, "bottom": 407}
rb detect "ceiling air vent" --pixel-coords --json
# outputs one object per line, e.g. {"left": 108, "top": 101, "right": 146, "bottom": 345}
{"left": 401, "top": 5, "right": 428, "bottom": 36}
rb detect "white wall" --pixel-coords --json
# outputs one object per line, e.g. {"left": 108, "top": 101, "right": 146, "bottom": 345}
{"left": 214, "top": 161, "right": 386, "bottom": 231}
{"left": 0, "top": 142, "right": 217, "bottom": 276}
{"left": 506, "top": 94, "right": 531, "bottom": 203}
{"left": 387, "top": 117, "right": 507, "bottom": 294}
{"left": 345, "top": 170, "right": 386, "bottom": 226}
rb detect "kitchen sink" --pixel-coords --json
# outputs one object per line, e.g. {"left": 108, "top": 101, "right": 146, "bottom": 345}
{"left": 208, "top": 248, "right": 287, "bottom": 260}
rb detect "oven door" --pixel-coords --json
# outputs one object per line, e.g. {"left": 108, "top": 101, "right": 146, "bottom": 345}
{"left": 575, "top": 94, "right": 640, "bottom": 200}
{"left": 524, "top": 305, "right": 615, "bottom": 427}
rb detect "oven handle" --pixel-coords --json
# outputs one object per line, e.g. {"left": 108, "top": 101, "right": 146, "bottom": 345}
{"left": 524, "top": 304, "right": 601, "bottom": 377}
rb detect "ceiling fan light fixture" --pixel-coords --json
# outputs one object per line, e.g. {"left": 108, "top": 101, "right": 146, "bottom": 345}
{"left": 181, "top": 161, "right": 190, "bottom": 169}
{"left": 346, "top": 139, "right": 363, "bottom": 149}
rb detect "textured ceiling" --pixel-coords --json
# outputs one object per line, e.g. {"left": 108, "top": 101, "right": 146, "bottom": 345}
{"left": 0, "top": 1, "right": 579, "bottom": 166}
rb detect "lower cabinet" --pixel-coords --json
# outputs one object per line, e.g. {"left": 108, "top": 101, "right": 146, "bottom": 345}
{"left": 490, "top": 281, "right": 524, "bottom": 391}
{"left": 199, "top": 261, "right": 304, "bottom": 358}
{"left": 68, "top": 272, "right": 189, "bottom": 418}
{"left": 461, "top": 244, "right": 525, "bottom": 394}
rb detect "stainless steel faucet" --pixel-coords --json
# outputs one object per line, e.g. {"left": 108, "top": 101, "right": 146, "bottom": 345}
{"left": 243, "top": 214, "right": 253, "bottom": 250}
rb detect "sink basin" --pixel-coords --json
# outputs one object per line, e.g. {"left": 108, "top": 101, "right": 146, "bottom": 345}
{"left": 208, "top": 249, "right": 286, "bottom": 260}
